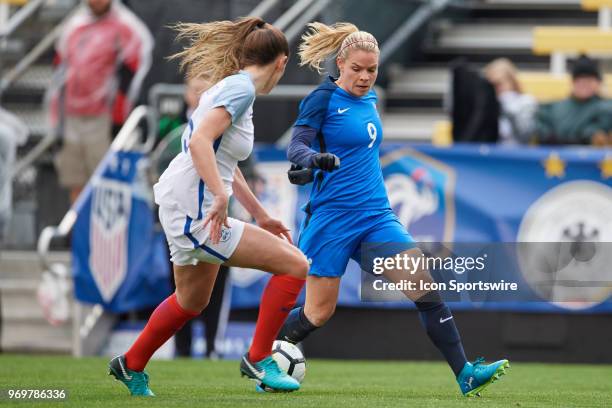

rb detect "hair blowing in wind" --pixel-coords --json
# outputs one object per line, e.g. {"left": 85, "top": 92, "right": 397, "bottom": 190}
{"left": 298, "top": 22, "right": 378, "bottom": 74}
{"left": 169, "top": 17, "right": 278, "bottom": 85}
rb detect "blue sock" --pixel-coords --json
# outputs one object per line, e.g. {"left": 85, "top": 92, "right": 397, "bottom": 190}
{"left": 277, "top": 307, "right": 318, "bottom": 344}
{"left": 415, "top": 293, "right": 467, "bottom": 377}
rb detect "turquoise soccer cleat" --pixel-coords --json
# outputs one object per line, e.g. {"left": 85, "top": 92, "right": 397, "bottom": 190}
{"left": 457, "top": 357, "right": 510, "bottom": 397}
{"left": 108, "top": 355, "right": 155, "bottom": 397}
{"left": 240, "top": 353, "right": 300, "bottom": 392}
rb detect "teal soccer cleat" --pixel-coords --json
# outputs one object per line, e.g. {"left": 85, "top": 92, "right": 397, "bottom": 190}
{"left": 108, "top": 355, "right": 155, "bottom": 397}
{"left": 457, "top": 357, "right": 510, "bottom": 397}
{"left": 240, "top": 353, "right": 300, "bottom": 392}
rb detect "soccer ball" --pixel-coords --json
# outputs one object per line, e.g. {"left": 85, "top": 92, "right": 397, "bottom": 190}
{"left": 271, "top": 340, "right": 306, "bottom": 383}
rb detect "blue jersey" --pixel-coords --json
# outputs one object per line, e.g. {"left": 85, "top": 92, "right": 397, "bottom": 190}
{"left": 295, "top": 76, "right": 390, "bottom": 212}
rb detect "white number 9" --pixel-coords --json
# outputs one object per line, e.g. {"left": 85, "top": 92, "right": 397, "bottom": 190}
{"left": 367, "top": 122, "right": 377, "bottom": 148}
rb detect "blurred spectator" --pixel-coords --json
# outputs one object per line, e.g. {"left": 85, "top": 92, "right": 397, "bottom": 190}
{"left": 48, "top": 0, "right": 153, "bottom": 203}
{"left": 184, "top": 77, "right": 209, "bottom": 119}
{"left": 0, "top": 108, "right": 28, "bottom": 242}
{"left": 450, "top": 59, "right": 500, "bottom": 142}
{"left": 156, "top": 77, "right": 210, "bottom": 175}
{"left": 534, "top": 56, "right": 612, "bottom": 145}
{"left": 484, "top": 58, "right": 537, "bottom": 144}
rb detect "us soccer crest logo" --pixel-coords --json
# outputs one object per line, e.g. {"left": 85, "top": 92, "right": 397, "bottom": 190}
{"left": 89, "top": 179, "right": 132, "bottom": 302}
{"left": 380, "top": 147, "right": 456, "bottom": 243}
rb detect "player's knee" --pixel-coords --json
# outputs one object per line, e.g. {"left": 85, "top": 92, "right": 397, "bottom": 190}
{"left": 287, "top": 252, "right": 309, "bottom": 279}
{"left": 408, "top": 247, "right": 424, "bottom": 257}
{"left": 187, "top": 299, "right": 208, "bottom": 314}
{"left": 198, "top": 297, "right": 210, "bottom": 312}
{"left": 412, "top": 264, "right": 433, "bottom": 282}
{"left": 403, "top": 248, "right": 433, "bottom": 279}
{"left": 306, "top": 303, "right": 335, "bottom": 327}
{"left": 177, "top": 291, "right": 209, "bottom": 313}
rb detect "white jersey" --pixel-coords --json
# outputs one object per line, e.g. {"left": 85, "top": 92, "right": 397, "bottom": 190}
{"left": 154, "top": 71, "right": 256, "bottom": 219}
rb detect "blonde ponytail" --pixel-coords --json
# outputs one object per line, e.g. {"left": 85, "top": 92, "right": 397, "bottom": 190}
{"left": 169, "top": 17, "right": 283, "bottom": 85}
{"left": 298, "top": 22, "right": 379, "bottom": 74}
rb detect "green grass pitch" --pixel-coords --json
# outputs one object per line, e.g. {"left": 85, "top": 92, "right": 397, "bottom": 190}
{"left": 0, "top": 355, "right": 611, "bottom": 407}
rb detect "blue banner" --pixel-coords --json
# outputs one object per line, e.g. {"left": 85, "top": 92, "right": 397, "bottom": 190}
{"left": 72, "top": 150, "right": 171, "bottom": 312}
{"left": 229, "top": 144, "right": 612, "bottom": 313}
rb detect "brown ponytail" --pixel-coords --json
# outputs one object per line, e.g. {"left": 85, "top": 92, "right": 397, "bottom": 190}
{"left": 169, "top": 17, "right": 288, "bottom": 85}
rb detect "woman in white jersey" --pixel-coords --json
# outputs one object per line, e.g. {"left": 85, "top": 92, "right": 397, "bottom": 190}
{"left": 108, "top": 17, "right": 308, "bottom": 396}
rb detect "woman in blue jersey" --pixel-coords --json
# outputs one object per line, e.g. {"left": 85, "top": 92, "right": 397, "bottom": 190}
{"left": 108, "top": 17, "right": 308, "bottom": 396}
{"left": 276, "top": 22, "right": 509, "bottom": 397}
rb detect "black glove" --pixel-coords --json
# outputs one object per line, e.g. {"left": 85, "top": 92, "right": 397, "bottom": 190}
{"left": 311, "top": 153, "right": 340, "bottom": 171}
{"left": 288, "top": 164, "right": 314, "bottom": 185}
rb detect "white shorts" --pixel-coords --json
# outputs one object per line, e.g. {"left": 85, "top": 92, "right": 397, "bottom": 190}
{"left": 158, "top": 205, "right": 245, "bottom": 266}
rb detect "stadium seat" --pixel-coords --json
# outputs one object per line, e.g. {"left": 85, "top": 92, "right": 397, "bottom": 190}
{"left": 533, "top": 27, "right": 612, "bottom": 55}
{"left": 533, "top": 26, "right": 612, "bottom": 74}
{"left": 518, "top": 72, "right": 612, "bottom": 101}
{"left": 432, "top": 120, "right": 453, "bottom": 146}
{"left": 518, "top": 72, "right": 572, "bottom": 101}
{"left": 582, "top": 0, "right": 612, "bottom": 11}
{"left": 582, "top": 0, "right": 612, "bottom": 31}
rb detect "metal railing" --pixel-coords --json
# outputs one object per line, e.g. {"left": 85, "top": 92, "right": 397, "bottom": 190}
{"left": 248, "top": 0, "right": 280, "bottom": 19}
{"left": 380, "top": 0, "right": 452, "bottom": 64}
{"left": 284, "top": 0, "right": 332, "bottom": 43}
{"left": 273, "top": 0, "right": 315, "bottom": 30}
{"left": 2, "top": 1, "right": 81, "bottom": 184}
{"left": 0, "top": 0, "right": 45, "bottom": 39}
{"left": 37, "top": 105, "right": 155, "bottom": 274}
{"left": 0, "top": 2, "right": 80, "bottom": 97}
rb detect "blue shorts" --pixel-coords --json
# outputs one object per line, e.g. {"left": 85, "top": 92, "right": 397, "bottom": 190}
{"left": 298, "top": 209, "right": 416, "bottom": 278}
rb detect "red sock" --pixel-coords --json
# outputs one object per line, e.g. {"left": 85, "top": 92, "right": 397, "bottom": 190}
{"left": 125, "top": 292, "right": 199, "bottom": 371}
{"left": 248, "top": 275, "right": 305, "bottom": 362}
